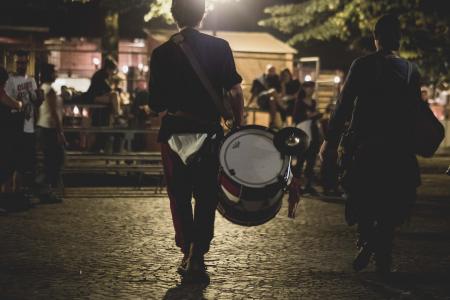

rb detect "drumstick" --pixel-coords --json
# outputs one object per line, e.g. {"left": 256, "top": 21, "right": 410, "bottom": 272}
{"left": 288, "top": 189, "right": 300, "bottom": 219}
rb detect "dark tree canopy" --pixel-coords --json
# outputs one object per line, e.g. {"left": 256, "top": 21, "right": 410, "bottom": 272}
{"left": 260, "top": 0, "right": 450, "bottom": 83}
{"left": 0, "top": 0, "right": 151, "bottom": 38}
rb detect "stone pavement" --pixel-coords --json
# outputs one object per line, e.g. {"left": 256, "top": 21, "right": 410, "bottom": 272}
{"left": 0, "top": 163, "right": 450, "bottom": 299}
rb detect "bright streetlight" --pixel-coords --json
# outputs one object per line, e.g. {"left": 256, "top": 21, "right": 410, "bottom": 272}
{"left": 145, "top": 0, "right": 242, "bottom": 29}
{"left": 334, "top": 76, "right": 341, "bottom": 84}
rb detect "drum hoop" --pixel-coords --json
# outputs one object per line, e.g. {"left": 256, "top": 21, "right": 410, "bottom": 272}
{"left": 222, "top": 125, "right": 276, "bottom": 141}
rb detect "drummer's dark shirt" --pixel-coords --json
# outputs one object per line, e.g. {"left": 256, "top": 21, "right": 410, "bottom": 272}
{"left": 148, "top": 28, "right": 242, "bottom": 142}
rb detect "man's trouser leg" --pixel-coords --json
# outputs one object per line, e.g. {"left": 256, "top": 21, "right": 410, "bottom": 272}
{"left": 191, "top": 150, "right": 220, "bottom": 256}
{"left": 304, "top": 144, "right": 319, "bottom": 187}
{"left": 16, "top": 133, "right": 37, "bottom": 192}
{"left": 161, "top": 143, "right": 194, "bottom": 255}
{"left": 374, "top": 219, "right": 395, "bottom": 272}
{"left": 40, "top": 128, "right": 65, "bottom": 187}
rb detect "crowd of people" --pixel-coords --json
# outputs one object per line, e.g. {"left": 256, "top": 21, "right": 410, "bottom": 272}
{"left": 248, "top": 64, "right": 341, "bottom": 197}
{"left": 0, "top": 51, "right": 64, "bottom": 211}
{"left": 0, "top": 2, "right": 443, "bottom": 286}
{"left": 146, "top": 0, "right": 425, "bottom": 283}
{"left": 70, "top": 57, "right": 152, "bottom": 153}
{"left": 0, "top": 50, "right": 340, "bottom": 214}
{"left": 0, "top": 53, "right": 153, "bottom": 212}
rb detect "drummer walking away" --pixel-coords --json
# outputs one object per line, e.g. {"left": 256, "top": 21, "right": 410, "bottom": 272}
{"left": 148, "top": 0, "right": 244, "bottom": 282}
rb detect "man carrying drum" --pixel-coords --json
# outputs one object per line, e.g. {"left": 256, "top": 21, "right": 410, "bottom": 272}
{"left": 148, "top": 0, "right": 244, "bottom": 281}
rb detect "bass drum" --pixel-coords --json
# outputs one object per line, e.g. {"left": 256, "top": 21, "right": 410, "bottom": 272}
{"left": 217, "top": 125, "right": 291, "bottom": 226}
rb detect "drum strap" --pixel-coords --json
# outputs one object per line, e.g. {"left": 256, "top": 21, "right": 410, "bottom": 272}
{"left": 171, "top": 33, "right": 233, "bottom": 121}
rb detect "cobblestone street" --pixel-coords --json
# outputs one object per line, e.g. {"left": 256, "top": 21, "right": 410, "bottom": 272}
{"left": 1, "top": 159, "right": 450, "bottom": 299}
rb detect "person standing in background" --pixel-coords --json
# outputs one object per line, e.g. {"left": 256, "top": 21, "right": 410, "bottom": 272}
{"left": 0, "top": 66, "right": 22, "bottom": 193}
{"left": 280, "top": 68, "right": 301, "bottom": 123}
{"left": 420, "top": 87, "right": 430, "bottom": 104}
{"left": 132, "top": 79, "right": 151, "bottom": 151}
{"left": 37, "top": 63, "right": 66, "bottom": 203}
{"left": 86, "top": 57, "right": 122, "bottom": 152}
{"left": 4, "top": 51, "right": 43, "bottom": 201}
{"left": 320, "top": 101, "right": 342, "bottom": 197}
{"left": 292, "top": 81, "right": 322, "bottom": 195}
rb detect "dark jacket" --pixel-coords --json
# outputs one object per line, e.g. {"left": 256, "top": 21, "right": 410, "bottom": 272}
{"left": 326, "top": 51, "right": 421, "bottom": 191}
{"left": 86, "top": 68, "right": 112, "bottom": 99}
{"left": 148, "top": 28, "right": 242, "bottom": 142}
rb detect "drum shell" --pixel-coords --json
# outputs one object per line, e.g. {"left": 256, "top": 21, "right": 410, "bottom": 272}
{"left": 218, "top": 169, "right": 285, "bottom": 226}
{"left": 217, "top": 191, "right": 283, "bottom": 227}
{"left": 219, "top": 169, "right": 285, "bottom": 202}
{"left": 217, "top": 125, "right": 290, "bottom": 226}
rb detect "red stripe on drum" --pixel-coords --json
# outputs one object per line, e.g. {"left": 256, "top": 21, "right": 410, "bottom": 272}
{"left": 219, "top": 174, "right": 241, "bottom": 203}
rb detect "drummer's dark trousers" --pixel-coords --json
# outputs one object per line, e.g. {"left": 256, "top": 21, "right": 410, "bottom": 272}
{"left": 161, "top": 143, "right": 220, "bottom": 256}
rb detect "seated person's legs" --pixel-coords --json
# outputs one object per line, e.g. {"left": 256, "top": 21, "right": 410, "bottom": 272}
{"left": 94, "top": 91, "right": 122, "bottom": 116}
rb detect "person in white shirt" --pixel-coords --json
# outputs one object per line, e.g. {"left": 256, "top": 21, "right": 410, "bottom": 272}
{"left": 4, "top": 51, "right": 43, "bottom": 198}
{"left": 37, "top": 63, "right": 66, "bottom": 203}
{"left": 0, "top": 66, "right": 22, "bottom": 194}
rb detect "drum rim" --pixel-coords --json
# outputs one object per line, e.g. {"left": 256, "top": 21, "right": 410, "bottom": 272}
{"left": 217, "top": 189, "right": 283, "bottom": 227}
{"left": 222, "top": 125, "right": 276, "bottom": 140}
{"left": 219, "top": 125, "right": 289, "bottom": 188}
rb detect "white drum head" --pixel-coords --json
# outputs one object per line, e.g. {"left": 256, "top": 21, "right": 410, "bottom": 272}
{"left": 220, "top": 127, "right": 289, "bottom": 188}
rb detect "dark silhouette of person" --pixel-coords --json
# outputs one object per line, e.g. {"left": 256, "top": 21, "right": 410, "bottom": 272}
{"left": 148, "top": 0, "right": 244, "bottom": 281}
{"left": 319, "top": 101, "right": 342, "bottom": 197}
{"left": 292, "top": 81, "right": 322, "bottom": 195}
{"left": 248, "top": 65, "right": 283, "bottom": 128}
{"left": 0, "top": 66, "right": 22, "bottom": 187}
{"left": 280, "top": 68, "right": 301, "bottom": 121}
{"left": 319, "top": 14, "right": 421, "bottom": 277}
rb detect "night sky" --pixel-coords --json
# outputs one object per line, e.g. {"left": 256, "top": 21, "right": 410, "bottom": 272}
{"left": 0, "top": 0, "right": 362, "bottom": 70}
{"left": 148, "top": 0, "right": 363, "bottom": 70}
{"left": 200, "top": 0, "right": 364, "bottom": 70}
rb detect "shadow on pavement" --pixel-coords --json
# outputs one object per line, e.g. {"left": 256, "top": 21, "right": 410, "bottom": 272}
{"left": 361, "top": 271, "right": 450, "bottom": 298}
{"left": 0, "top": 193, "right": 33, "bottom": 214}
{"left": 398, "top": 231, "right": 450, "bottom": 241}
{"left": 163, "top": 280, "right": 209, "bottom": 300}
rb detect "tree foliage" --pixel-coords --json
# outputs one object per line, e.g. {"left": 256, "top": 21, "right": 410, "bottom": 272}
{"left": 62, "top": 0, "right": 151, "bottom": 13}
{"left": 260, "top": 0, "right": 450, "bottom": 82}
{"left": 145, "top": 0, "right": 175, "bottom": 23}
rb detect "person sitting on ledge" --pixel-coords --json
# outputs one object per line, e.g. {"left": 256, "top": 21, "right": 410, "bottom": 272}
{"left": 85, "top": 57, "right": 125, "bottom": 127}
